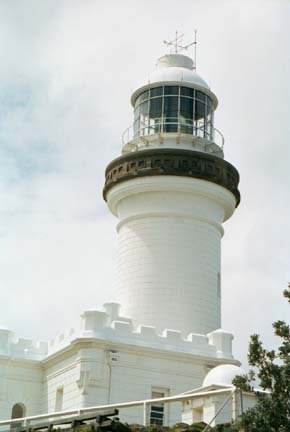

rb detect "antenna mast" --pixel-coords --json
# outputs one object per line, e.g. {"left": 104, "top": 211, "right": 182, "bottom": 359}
{"left": 163, "top": 31, "right": 184, "bottom": 54}
{"left": 163, "top": 31, "right": 198, "bottom": 70}
{"left": 194, "top": 29, "right": 197, "bottom": 71}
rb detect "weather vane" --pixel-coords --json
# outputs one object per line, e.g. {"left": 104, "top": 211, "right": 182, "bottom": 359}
{"left": 163, "top": 30, "right": 198, "bottom": 70}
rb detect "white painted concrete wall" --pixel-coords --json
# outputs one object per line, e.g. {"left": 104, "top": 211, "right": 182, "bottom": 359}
{"left": 44, "top": 351, "right": 81, "bottom": 412}
{"left": 0, "top": 358, "right": 43, "bottom": 423}
{"left": 44, "top": 342, "right": 221, "bottom": 425}
{"left": 0, "top": 308, "right": 237, "bottom": 426}
{"left": 107, "top": 176, "right": 236, "bottom": 336}
{"left": 182, "top": 390, "right": 257, "bottom": 427}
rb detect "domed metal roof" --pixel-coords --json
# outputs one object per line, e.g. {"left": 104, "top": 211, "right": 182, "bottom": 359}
{"left": 203, "top": 364, "right": 245, "bottom": 387}
{"left": 151, "top": 54, "right": 209, "bottom": 88}
{"left": 131, "top": 53, "right": 218, "bottom": 109}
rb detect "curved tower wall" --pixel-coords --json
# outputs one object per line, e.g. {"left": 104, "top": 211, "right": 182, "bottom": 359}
{"left": 104, "top": 53, "right": 240, "bottom": 338}
{"left": 107, "top": 175, "right": 236, "bottom": 336}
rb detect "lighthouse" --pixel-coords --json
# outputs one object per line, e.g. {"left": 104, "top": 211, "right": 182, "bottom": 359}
{"left": 0, "top": 41, "right": 241, "bottom": 424}
{"left": 103, "top": 50, "right": 240, "bottom": 338}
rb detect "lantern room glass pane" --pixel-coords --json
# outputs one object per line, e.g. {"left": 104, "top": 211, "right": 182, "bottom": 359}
{"left": 150, "top": 87, "right": 163, "bottom": 97}
{"left": 149, "top": 98, "right": 163, "bottom": 134}
{"left": 206, "top": 102, "right": 212, "bottom": 117}
{"left": 133, "top": 119, "right": 140, "bottom": 137}
{"left": 195, "top": 100, "right": 206, "bottom": 137}
{"left": 180, "top": 87, "right": 193, "bottom": 98}
{"left": 133, "top": 103, "right": 140, "bottom": 137}
{"left": 140, "top": 100, "right": 149, "bottom": 116}
{"left": 135, "top": 95, "right": 141, "bottom": 106}
{"left": 180, "top": 97, "right": 193, "bottom": 134}
{"left": 196, "top": 91, "right": 206, "bottom": 103}
{"left": 206, "top": 95, "right": 213, "bottom": 111}
{"left": 134, "top": 104, "right": 140, "bottom": 122}
{"left": 195, "top": 101, "right": 206, "bottom": 120}
{"left": 139, "top": 90, "right": 149, "bottom": 102}
{"left": 149, "top": 97, "right": 162, "bottom": 119}
{"left": 164, "top": 96, "right": 178, "bottom": 117}
{"left": 164, "top": 96, "right": 178, "bottom": 131}
{"left": 180, "top": 97, "right": 193, "bottom": 119}
{"left": 139, "top": 100, "right": 149, "bottom": 135}
{"left": 164, "top": 86, "right": 179, "bottom": 95}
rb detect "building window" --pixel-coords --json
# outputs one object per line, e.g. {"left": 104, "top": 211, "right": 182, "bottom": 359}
{"left": 11, "top": 403, "right": 26, "bottom": 430}
{"left": 150, "top": 388, "right": 168, "bottom": 426}
{"left": 55, "top": 387, "right": 64, "bottom": 411}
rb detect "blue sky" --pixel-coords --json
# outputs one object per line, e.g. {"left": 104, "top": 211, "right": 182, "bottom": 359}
{"left": 0, "top": 0, "right": 289, "bottom": 368}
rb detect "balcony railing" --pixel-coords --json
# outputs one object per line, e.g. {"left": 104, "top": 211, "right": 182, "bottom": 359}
{"left": 122, "top": 118, "right": 224, "bottom": 150}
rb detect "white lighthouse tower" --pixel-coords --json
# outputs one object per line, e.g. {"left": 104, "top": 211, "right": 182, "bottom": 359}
{"left": 0, "top": 41, "right": 242, "bottom": 426}
{"left": 103, "top": 49, "right": 240, "bottom": 338}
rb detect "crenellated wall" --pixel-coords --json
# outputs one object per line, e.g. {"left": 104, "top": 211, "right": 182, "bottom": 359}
{"left": 0, "top": 303, "right": 234, "bottom": 363}
{"left": 0, "top": 304, "right": 236, "bottom": 425}
{"left": 79, "top": 303, "right": 234, "bottom": 360}
{"left": 0, "top": 327, "right": 48, "bottom": 360}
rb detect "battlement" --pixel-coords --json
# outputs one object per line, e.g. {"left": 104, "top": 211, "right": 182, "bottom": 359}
{"left": 0, "top": 303, "right": 234, "bottom": 361}
{"left": 0, "top": 327, "right": 48, "bottom": 360}
{"left": 79, "top": 303, "right": 234, "bottom": 360}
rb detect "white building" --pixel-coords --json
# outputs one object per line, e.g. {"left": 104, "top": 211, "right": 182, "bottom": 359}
{"left": 0, "top": 47, "right": 241, "bottom": 426}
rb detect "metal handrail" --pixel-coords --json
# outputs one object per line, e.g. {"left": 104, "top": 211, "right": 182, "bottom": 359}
{"left": 122, "top": 119, "right": 224, "bottom": 149}
{"left": 0, "top": 387, "right": 236, "bottom": 428}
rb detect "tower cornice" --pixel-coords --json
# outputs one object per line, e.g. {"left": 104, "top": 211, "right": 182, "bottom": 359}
{"left": 103, "top": 149, "right": 240, "bottom": 207}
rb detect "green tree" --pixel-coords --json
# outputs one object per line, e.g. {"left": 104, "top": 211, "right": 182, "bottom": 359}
{"left": 233, "top": 284, "right": 290, "bottom": 432}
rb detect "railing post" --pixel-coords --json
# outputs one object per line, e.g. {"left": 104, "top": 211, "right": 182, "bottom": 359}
{"left": 143, "top": 402, "right": 147, "bottom": 426}
{"left": 23, "top": 418, "right": 29, "bottom": 429}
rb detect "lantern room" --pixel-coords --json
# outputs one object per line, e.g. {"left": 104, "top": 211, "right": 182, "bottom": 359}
{"left": 133, "top": 84, "right": 214, "bottom": 138}
{"left": 122, "top": 53, "right": 224, "bottom": 158}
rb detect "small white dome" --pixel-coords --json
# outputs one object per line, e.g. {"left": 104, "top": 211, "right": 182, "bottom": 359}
{"left": 157, "top": 53, "right": 194, "bottom": 70}
{"left": 131, "top": 53, "right": 218, "bottom": 109}
{"left": 203, "top": 364, "right": 245, "bottom": 387}
{"left": 148, "top": 53, "right": 209, "bottom": 89}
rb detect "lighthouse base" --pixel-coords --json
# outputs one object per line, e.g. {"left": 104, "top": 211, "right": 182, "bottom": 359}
{"left": 0, "top": 302, "right": 238, "bottom": 425}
